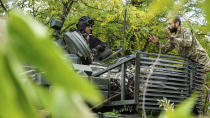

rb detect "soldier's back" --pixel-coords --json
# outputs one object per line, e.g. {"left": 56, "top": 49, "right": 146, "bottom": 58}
{"left": 173, "top": 27, "right": 210, "bottom": 68}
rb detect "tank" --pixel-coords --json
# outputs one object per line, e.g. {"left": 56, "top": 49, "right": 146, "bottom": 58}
{"left": 25, "top": 18, "right": 205, "bottom": 117}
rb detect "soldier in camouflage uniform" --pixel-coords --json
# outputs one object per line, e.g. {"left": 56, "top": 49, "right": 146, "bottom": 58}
{"left": 149, "top": 16, "right": 210, "bottom": 75}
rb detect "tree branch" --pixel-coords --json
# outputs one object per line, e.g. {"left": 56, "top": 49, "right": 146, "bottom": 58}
{"left": 61, "top": 22, "right": 76, "bottom": 33}
{"left": 61, "top": 0, "right": 74, "bottom": 21}
{"left": 80, "top": 0, "right": 116, "bottom": 13}
{"left": 21, "top": 0, "right": 26, "bottom": 8}
{"left": 0, "top": 0, "right": 8, "bottom": 12}
{"left": 60, "top": 0, "right": 74, "bottom": 28}
{"left": 94, "top": 19, "right": 123, "bottom": 25}
{"left": 32, "top": 0, "right": 35, "bottom": 17}
{"left": 196, "top": 33, "right": 210, "bottom": 36}
{"left": 131, "top": 0, "right": 145, "bottom": 6}
{"left": 80, "top": 0, "right": 103, "bottom": 10}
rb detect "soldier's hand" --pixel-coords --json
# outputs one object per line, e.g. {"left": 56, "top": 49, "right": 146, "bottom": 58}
{"left": 204, "top": 67, "right": 210, "bottom": 73}
{"left": 149, "top": 33, "right": 158, "bottom": 43}
{"left": 165, "top": 29, "right": 171, "bottom": 39}
{"left": 86, "top": 34, "right": 90, "bottom": 41}
{"left": 90, "top": 53, "right": 96, "bottom": 57}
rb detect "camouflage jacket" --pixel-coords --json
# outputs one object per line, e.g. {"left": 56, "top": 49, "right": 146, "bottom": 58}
{"left": 158, "top": 27, "right": 210, "bottom": 69}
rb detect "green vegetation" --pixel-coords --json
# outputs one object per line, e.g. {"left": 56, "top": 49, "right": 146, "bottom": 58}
{"left": 0, "top": 11, "right": 102, "bottom": 118}
{"left": 0, "top": 0, "right": 209, "bottom": 118}
{"left": 158, "top": 94, "right": 198, "bottom": 118}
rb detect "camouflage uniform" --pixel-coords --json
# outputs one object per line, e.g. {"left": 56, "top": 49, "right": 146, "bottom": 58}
{"left": 157, "top": 27, "right": 210, "bottom": 69}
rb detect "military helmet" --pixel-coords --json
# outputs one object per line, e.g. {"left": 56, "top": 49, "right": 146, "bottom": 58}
{"left": 76, "top": 16, "right": 94, "bottom": 33}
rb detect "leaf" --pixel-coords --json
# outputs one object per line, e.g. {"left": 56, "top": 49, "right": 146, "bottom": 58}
{"left": 147, "top": 0, "right": 174, "bottom": 21}
{"left": 6, "top": 10, "right": 102, "bottom": 104}
{"left": 0, "top": 51, "right": 38, "bottom": 118}
{"left": 168, "top": 0, "right": 187, "bottom": 18}
{"left": 51, "top": 86, "right": 96, "bottom": 118}
{"left": 203, "top": 0, "right": 210, "bottom": 31}
{"left": 158, "top": 93, "right": 197, "bottom": 118}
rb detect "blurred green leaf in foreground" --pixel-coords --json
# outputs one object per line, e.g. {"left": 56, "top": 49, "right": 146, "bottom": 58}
{"left": 0, "top": 10, "right": 103, "bottom": 118}
{"left": 158, "top": 93, "right": 198, "bottom": 118}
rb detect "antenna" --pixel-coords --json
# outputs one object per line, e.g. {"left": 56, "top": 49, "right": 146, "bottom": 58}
{"left": 121, "top": 7, "right": 127, "bottom": 56}
{"left": 100, "top": 5, "right": 127, "bottom": 62}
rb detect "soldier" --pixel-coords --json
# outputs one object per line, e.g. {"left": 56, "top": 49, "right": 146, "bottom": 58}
{"left": 149, "top": 16, "right": 210, "bottom": 76}
{"left": 76, "top": 16, "right": 108, "bottom": 56}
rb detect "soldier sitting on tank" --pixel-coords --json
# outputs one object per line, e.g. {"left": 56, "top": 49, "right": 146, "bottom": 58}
{"left": 149, "top": 16, "right": 210, "bottom": 78}
{"left": 75, "top": 16, "right": 109, "bottom": 58}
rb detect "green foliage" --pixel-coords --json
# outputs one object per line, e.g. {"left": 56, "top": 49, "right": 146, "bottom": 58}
{"left": 158, "top": 93, "right": 198, "bottom": 118}
{"left": 157, "top": 97, "right": 175, "bottom": 111}
{"left": 113, "top": 105, "right": 133, "bottom": 114}
{"left": 103, "top": 111, "right": 120, "bottom": 117}
{"left": 0, "top": 52, "right": 38, "bottom": 118}
{"left": 202, "top": 0, "right": 210, "bottom": 31}
{"left": 103, "top": 105, "right": 133, "bottom": 117}
{"left": 7, "top": 10, "right": 102, "bottom": 104}
{"left": 1, "top": 0, "right": 209, "bottom": 56}
{"left": 0, "top": 10, "right": 103, "bottom": 118}
{"left": 0, "top": 0, "right": 210, "bottom": 117}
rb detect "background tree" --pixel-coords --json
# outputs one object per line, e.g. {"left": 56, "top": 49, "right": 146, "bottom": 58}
{"left": 1, "top": 0, "right": 208, "bottom": 55}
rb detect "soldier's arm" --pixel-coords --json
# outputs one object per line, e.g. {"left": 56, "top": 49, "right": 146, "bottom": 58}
{"left": 156, "top": 39, "right": 175, "bottom": 54}
{"left": 90, "top": 36, "right": 108, "bottom": 52}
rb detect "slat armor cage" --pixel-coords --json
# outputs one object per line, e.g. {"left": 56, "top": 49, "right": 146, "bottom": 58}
{"left": 93, "top": 51, "right": 205, "bottom": 114}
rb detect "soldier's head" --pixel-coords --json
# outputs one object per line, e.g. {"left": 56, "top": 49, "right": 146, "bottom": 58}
{"left": 167, "top": 16, "right": 181, "bottom": 33}
{"left": 76, "top": 16, "right": 94, "bottom": 34}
